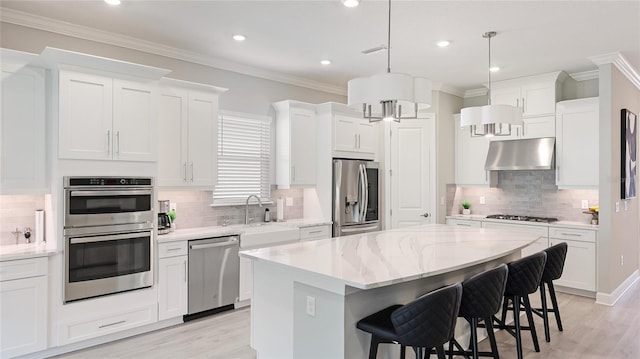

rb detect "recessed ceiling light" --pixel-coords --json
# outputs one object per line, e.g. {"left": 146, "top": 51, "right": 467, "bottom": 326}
{"left": 436, "top": 40, "right": 450, "bottom": 48}
{"left": 232, "top": 34, "right": 246, "bottom": 42}
{"left": 489, "top": 66, "right": 500, "bottom": 72}
{"left": 320, "top": 60, "right": 332, "bottom": 66}
{"left": 104, "top": 0, "right": 121, "bottom": 5}
{"left": 342, "top": 0, "right": 360, "bottom": 8}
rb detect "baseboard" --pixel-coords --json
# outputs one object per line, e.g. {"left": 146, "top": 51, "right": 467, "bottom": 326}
{"left": 20, "top": 317, "right": 183, "bottom": 359}
{"left": 595, "top": 269, "right": 639, "bottom": 306}
{"left": 554, "top": 285, "right": 596, "bottom": 299}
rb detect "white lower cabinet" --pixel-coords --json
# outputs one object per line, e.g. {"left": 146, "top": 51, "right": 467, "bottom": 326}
{"left": 0, "top": 257, "right": 48, "bottom": 358}
{"left": 239, "top": 256, "right": 252, "bottom": 302}
{"left": 299, "top": 224, "right": 331, "bottom": 241}
{"left": 445, "top": 218, "right": 482, "bottom": 228}
{"left": 549, "top": 227, "right": 597, "bottom": 292}
{"left": 482, "top": 222, "right": 549, "bottom": 258}
{"left": 157, "top": 241, "right": 188, "bottom": 320}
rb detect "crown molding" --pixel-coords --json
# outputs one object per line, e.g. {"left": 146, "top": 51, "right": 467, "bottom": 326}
{"left": 431, "top": 82, "right": 464, "bottom": 98}
{"left": 569, "top": 69, "right": 599, "bottom": 82}
{"left": 589, "top": 52, "right": 640, "bottom": 90}
{"left": 463, "top": 88, "right": 488, "bottom": 98}
{"left": 1, "top": 7, "right": 347, "bottom": 96}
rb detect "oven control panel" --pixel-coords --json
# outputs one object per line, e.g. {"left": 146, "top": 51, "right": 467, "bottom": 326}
{"left": 66, "top": 177, "right": 153, "bottom": 187}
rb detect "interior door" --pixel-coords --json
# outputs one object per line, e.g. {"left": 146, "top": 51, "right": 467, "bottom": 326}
{"left": 389, "top": 116, "right": 435, "bottom": 228}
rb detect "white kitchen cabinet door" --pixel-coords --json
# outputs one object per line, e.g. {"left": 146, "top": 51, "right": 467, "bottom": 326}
{"left": 491, "top": 86, "right": 521, "bottom": 108}
{"left": 333, "top": 114, "right": 358, "bottom": 152}
{"left": 158, "top": 89, "right": 188, "bottom": 187}
{"left": 482, "top": 221, "right": 549, "bottom": 257}
{"left": 158, "top": 255, "right": 188, "bottom": 320}
{"left": 0, "top": 275, "right": 47, "bottom": 358}
{"left": 522, "top": 115, "right": 555, "bottom": 139}
{"left": 187, "top": 91, "right": 219, "bottom": 187}
{"left": 555, "top": 98, "right": 599, "bottom": 188}
{"left": 521, "top": 237, "right": 550, "bottom": 258}
{"left": 455, "top": 116, "right": 492, "bottom": 186}
{"left": 112, "top": 79, "right": 156, "bottom": 161}
{"left": 356, "top": 119, "right": 376, "bottom": 154}
{"left": 59, "top": 70, "right": 113, "bottom": 160}
{"left": 289, "top": 108, "right": 316, "bottom": 186}
{"left": 521, "top": 81, "right": 557, "bottom": 117}
{"left": 446, "top": 218, "right": 481, "bottom": 228}
{"left": 1, "top": 64, "right": 46, "bottom": 193}
{"left": 239, "top": 256, "right": 252, "bottom": 302}
{"left": 549, "top": 238, "right": 596, "bottom": 291}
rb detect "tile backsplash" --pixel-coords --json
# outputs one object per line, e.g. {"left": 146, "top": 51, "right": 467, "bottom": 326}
{"left": 157, "top": 188, "right": 304, "bottom": 229}
{"left": 448, "top": 170, "right": 599, "bottom": 223}
{"left": 0, "top": 195, "right": 45, "bottom": 245}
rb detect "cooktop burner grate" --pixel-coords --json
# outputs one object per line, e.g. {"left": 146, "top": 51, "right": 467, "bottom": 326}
{"left": 485, "top": 214, "right": 558, "bottom": 223}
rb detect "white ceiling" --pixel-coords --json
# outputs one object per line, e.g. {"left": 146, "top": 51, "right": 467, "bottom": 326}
{"left": 2, "top": 0, "right": 639, "bottom": 94}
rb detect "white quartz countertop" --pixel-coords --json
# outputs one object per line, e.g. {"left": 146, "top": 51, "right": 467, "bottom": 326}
{"left": 0, "top": 243, "right": 58, "bottom": 261}
{"left": 241, "top": 224, "right": 540, "bottom": 290}
{"left": 446, "top": 215, "right": 599, "bottom": 230}
{"left": 157, "top": 219, "right": 332, "bottom": 243}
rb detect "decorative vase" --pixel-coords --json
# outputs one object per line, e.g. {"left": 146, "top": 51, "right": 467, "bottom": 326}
{"left": 462, "top": 209, "right": 471, "bottom": 215}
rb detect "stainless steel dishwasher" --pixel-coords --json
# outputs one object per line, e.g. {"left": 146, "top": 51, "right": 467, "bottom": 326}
{"left": 187, "top": 235, "right": 239, "bottom": 315}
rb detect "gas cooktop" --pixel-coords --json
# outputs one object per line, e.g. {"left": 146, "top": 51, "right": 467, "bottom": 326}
{"left": 485, "top": 214, "right": 558, "bottom": 223}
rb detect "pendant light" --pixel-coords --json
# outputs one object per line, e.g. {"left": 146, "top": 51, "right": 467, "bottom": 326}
{"left": 460, "top": 31, "right": 522, "bottom": 136}
{"left": 347, "top": 0, "right": 432, "bottom": 123}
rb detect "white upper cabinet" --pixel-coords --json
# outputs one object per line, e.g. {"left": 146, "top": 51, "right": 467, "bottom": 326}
{"left": 555, "top": 97, "right": 599, "bottom": 188}
{"left": 454, "top": 115, "right": 493, "bottom": 186}
{"left": 0, "top": 51, "right": 47, "bottom": 194}
{"left": 333, "top": 113, "right": 376, "bottom": 157}
{"left": 490, "top": 71, "right": 568, "bottom": 139}
{"left": 58, "top": 70, "right": 158, "bottom": 161}
{"left": 274, "top": 100, "right": 317, "bottom": 188}
{"left": 157, "top": 78, "right": 227, "bottom": 188}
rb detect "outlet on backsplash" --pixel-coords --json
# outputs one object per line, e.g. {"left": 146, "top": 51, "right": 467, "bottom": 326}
{"left": 581, "top": 200, "right": 589, "bottom": 209}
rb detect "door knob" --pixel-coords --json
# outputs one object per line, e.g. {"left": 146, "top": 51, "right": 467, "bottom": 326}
{"left": 422, "top": 213, "right": 430, "bottom": 218}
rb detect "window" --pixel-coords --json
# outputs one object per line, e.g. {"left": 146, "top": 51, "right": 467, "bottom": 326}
{"left": 213, "top": 111, "right": 271, "bottom": 205}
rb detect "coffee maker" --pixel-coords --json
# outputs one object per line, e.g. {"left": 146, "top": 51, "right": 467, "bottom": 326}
{"left": 158, "top": 200, "right": 173, "bottom": 234}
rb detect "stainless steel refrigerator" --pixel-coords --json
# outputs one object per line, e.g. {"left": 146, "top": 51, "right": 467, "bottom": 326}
{"left": 333, "top": 159, "right": 381, "bottom": 237}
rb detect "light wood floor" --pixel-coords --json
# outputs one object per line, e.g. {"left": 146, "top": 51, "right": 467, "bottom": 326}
{"left": 57, "top": 283, "right": 640, "bottom": 358}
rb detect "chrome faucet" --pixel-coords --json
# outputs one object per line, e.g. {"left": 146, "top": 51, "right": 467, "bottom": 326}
{"left": 245, "top": 195, "right": 263, "bottom": 224}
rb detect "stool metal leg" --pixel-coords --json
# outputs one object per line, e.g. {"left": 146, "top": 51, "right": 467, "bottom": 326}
{"left": 540, "top": 282, "right": 551, "bottom": 342}
{"left": 368, "top": 335, "right": 380, "bottom": 359}
{"left": 522, "top": 295, "right": 540, "bottom": 352}
{"left": 484, "top": 316, "right": 500, "bottom": 359}
{"left": 548, "top": 281, "right": 564, "bottom": 331}
{"left": 469, "top": 317, "right": 479, "bottom": 359}
{"left": 400, "top": 345, "right": 406, "bottom": 359}
{"left": 512, "top": 296, "right": 523, "bottom": 359}
{"left": 436, "top": 345, "right": 446, "bottom": 359}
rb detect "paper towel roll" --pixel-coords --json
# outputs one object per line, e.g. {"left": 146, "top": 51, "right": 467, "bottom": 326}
{"left": 35, "top": 209, "right": 45, "bottom": 244}
{"left": 276, "top": 198, "right": 284, "bottom": 221}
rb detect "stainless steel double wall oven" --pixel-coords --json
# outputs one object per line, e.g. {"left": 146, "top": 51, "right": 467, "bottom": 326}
{"left": 63, "top": 176, "right": 154, "bottom": 303}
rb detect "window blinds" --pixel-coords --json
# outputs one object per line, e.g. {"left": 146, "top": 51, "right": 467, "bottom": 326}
{"left": 213, "top": 113, "right": 271, "bottom": 205}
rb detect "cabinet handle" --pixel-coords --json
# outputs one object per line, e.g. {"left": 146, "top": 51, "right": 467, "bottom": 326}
{"left": 107, "top": 130, "right": 111, "bottom": 155}
{"left": 485, "top": 171, "right": 488, "bottom": 182}
{"left": 292, "top": 166, "right": 296, "bottom": 181}
{"left": 190, "top": 163, "right": 194, "bottom": 182}
{"left": 457, "top": 223, "right": 472, "bottom": 227}
{"left": 166, "top": 247, "right": 182, "bottom": 252}
{"left": 516, "top": 98, "right": 519, "bottom": 107}
{"left": 308, "top": 230, "right": 323, "bottom": 234}
{"left": 184, "top": 260, "right": 187, "bottom": 283}
{"left": 358, "top": 134, "right": 361, "bottom": 148}
{"left": 115, "top": 131, "right": 120, "bottom": 156}
{"left": 99, "top": 320, "right": 126, "bottom": 329}
{"left": 557, "top": 166, "right": 560, "bottom": 181}
{"left": 354, "top": 134, "right": 358, "bottom": 148}
{"left": 183, "top": 163, "right": 187, "bottom": 182}
{"left": 559, "top": 232, "right": 581, "bottom": 237}
{"left": 522, "top": 125, "right": 525, "bottom": 137}
{"left": 522, "top": 98, "right": 525, "bottom": 110}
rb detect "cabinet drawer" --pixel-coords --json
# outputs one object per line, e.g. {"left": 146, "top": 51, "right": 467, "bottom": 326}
{"left": 482, "top": 222, "right": 549, "bottom": 237}
{"left": 158, "top": 241, "right": 188, "bottom": 258}
{"left": 0, "top": 257, "right": 47, "bottom": 281}
{"left": 58, "top": 304, "right": 157, "bottom": 344}
{"left": 446, "top": 219, "right": 481, "bottom": 228}
{"left": 300, "top": 225, "right": 331, "bottom": 241}
{"left": 549, "top": 227, "right": 596, "bottom": 243}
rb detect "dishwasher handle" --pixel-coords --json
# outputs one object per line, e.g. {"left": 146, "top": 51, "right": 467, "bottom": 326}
{"left": 190, "top": 238, "right": 238, "bottom": 251}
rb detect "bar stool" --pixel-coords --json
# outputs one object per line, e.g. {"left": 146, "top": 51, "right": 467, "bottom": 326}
{"left": 356, "top": 282, "right": 463, "bottom": 359}
{"left": 494, "top": 252, "right": 547, "bottom": 359}
{"left": 448, "top": 264, "right": 508, "bottom": 359}
{"left": 534, "top": 242, "right": 568, "bottom": 342}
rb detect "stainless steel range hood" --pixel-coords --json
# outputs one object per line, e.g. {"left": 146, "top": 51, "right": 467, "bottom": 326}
{"left": 485, "top": 137, "right": 555, "bottom": 171}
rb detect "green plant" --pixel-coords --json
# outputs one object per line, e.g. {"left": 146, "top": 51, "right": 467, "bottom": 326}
{"left": 461, "top": 200, "right": 471, "bottom": 210}
{"left": 168, "top": 210, "right": 176, "bottom": 222}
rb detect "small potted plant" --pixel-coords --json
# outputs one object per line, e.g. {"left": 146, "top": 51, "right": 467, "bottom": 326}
{"left": 461, "top": 200, "right": 471, "bottom": 215}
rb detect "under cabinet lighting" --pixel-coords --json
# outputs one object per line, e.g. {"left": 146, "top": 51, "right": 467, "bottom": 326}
{"left": 233, "top": 34, "right": 246, "bottom": 42}
{"left": 104, "top": 0, "right": 121, "bottom": 5}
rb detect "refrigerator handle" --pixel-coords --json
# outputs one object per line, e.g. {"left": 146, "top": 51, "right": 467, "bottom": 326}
{"left": 362, "top": 164, "right": 369, "bottom": 222}
{"left": 359, "top": 164, "right": 367, "bottom": 222}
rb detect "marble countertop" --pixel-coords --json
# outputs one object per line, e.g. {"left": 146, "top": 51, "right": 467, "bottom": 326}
{"left": 240, "top": 224, "right": 540, "bottom": 290}
{"left": 446, "top": 215, "right": 598, "bottom": 230}
{"left": 157, "top": 218, "right": 332, "bottom": 243}
{"left": 0, "top": 243, "right": 58, "bottom": 261}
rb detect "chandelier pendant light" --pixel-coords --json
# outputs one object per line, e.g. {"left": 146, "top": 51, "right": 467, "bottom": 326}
{"left": 460, "top": 31, "right": 522, "bottom": 136}
{"left": 347, "top": 0, "right": 432, "bottom": 123}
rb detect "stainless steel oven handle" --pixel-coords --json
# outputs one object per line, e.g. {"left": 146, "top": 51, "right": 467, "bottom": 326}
{"left": 190, "top": 240, "right": 238, "bottom": 250}
{"left": 69, "top": 231, "right": 151, "bottom": 244}
{"left": 341, "top": 225, "right": 379, "bottom": 233}
{"left": 70, "top": 189, "right": 152, "bottom": 197}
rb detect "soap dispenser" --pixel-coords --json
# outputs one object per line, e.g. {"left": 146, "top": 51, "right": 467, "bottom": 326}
{"left": 264, "top": 208, "right": 270, "bottom": 222}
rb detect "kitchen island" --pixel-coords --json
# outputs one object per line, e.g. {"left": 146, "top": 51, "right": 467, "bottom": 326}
{"left": 240, "top": 224, "right": 541, "bottom": 359}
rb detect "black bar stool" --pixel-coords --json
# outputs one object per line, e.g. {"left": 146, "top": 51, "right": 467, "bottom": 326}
{"left": 356, "top": 282, "right": 463, "bottom": 359}
{"left": 448, "top": 264, "right": 508, "bottom": 359}
{"left": 494, "top": 252, "right": 547, "bottom": 359}
{"left": 533, "top": 242, "right": 568, "bottom": 342}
